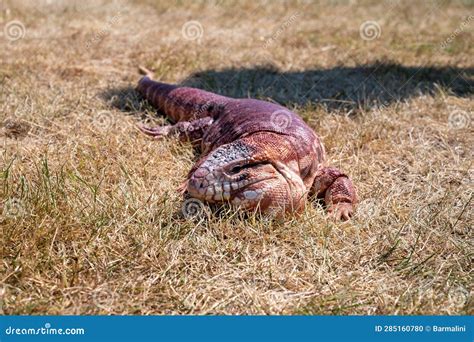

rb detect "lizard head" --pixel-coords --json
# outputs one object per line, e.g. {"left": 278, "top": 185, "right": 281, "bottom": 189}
{"left": 186, "top": 141, "right": 275, "bottom": 208}
{"left": 186, "top": 138, "right": 306, "bottom": 214}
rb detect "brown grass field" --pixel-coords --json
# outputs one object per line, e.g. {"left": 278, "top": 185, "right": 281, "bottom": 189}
{"left": 1, "top": 0, "right": 473, "bottom": 315}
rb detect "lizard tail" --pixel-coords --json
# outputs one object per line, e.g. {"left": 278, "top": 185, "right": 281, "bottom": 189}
{"left": 137, "top": 76, "right": 229, "bottom": 123}
{"left": 137, "top": 76, "right": 179, "bottom": 121}
{"left": 138, "top": 65, "right": 155, "bottom": 79}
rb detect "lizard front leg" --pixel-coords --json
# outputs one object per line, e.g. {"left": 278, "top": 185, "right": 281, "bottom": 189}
{"left": 311, "top": 167, "right": 357, "bottom": 221}
{"left": 140, "top": 117, "right": 213, "bottom": 146}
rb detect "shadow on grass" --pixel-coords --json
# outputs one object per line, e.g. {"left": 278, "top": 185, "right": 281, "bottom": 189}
{"left": 102, "top": 61, "right": 473, "bottom": 114}
{"left": 181, "top": 61, "right": 473, "bottom": 111}
{"left": 100, "top": 86, "right": 153, "bottom": 118}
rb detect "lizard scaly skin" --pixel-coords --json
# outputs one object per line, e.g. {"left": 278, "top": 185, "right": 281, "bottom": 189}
{"left": 137, "top": 76, "right": 357, "bottom": 220}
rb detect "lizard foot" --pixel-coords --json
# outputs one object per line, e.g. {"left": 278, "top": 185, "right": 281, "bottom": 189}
{"left": 139, "top": 124, "right": 172, "bottom": 138}
{"left": 328, "top": 202, "right": 354, "bottom": 221}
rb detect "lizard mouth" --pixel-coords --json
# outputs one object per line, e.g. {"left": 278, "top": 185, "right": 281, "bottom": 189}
{"left": 187, "top": 161, "right": 277, "bottom": 203}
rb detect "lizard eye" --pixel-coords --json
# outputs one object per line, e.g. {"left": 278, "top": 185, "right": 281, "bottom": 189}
{"left": 230, "top": 165, "right": 244, "bottom": 174}
{"left": 229, "top": 161, "right": 268, "bottom": 175}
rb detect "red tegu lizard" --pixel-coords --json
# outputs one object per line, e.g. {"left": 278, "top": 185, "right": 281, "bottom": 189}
{"left": 137, "top": 75, "right": 357, "bottom": 220}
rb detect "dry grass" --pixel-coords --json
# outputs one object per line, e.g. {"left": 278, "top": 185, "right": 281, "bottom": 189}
{"left": 1, "top": 0, "right": 473, "bottom": 315}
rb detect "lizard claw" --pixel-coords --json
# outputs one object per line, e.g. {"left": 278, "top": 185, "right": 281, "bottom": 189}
{"left": 328, "top": 202, "right": 354, "bottom": 221}
{"left": 176, "top": 180, "right": 188, "bottom": 194}
{"left": 139, "top": 124, "right": 172, "bottom": 138}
